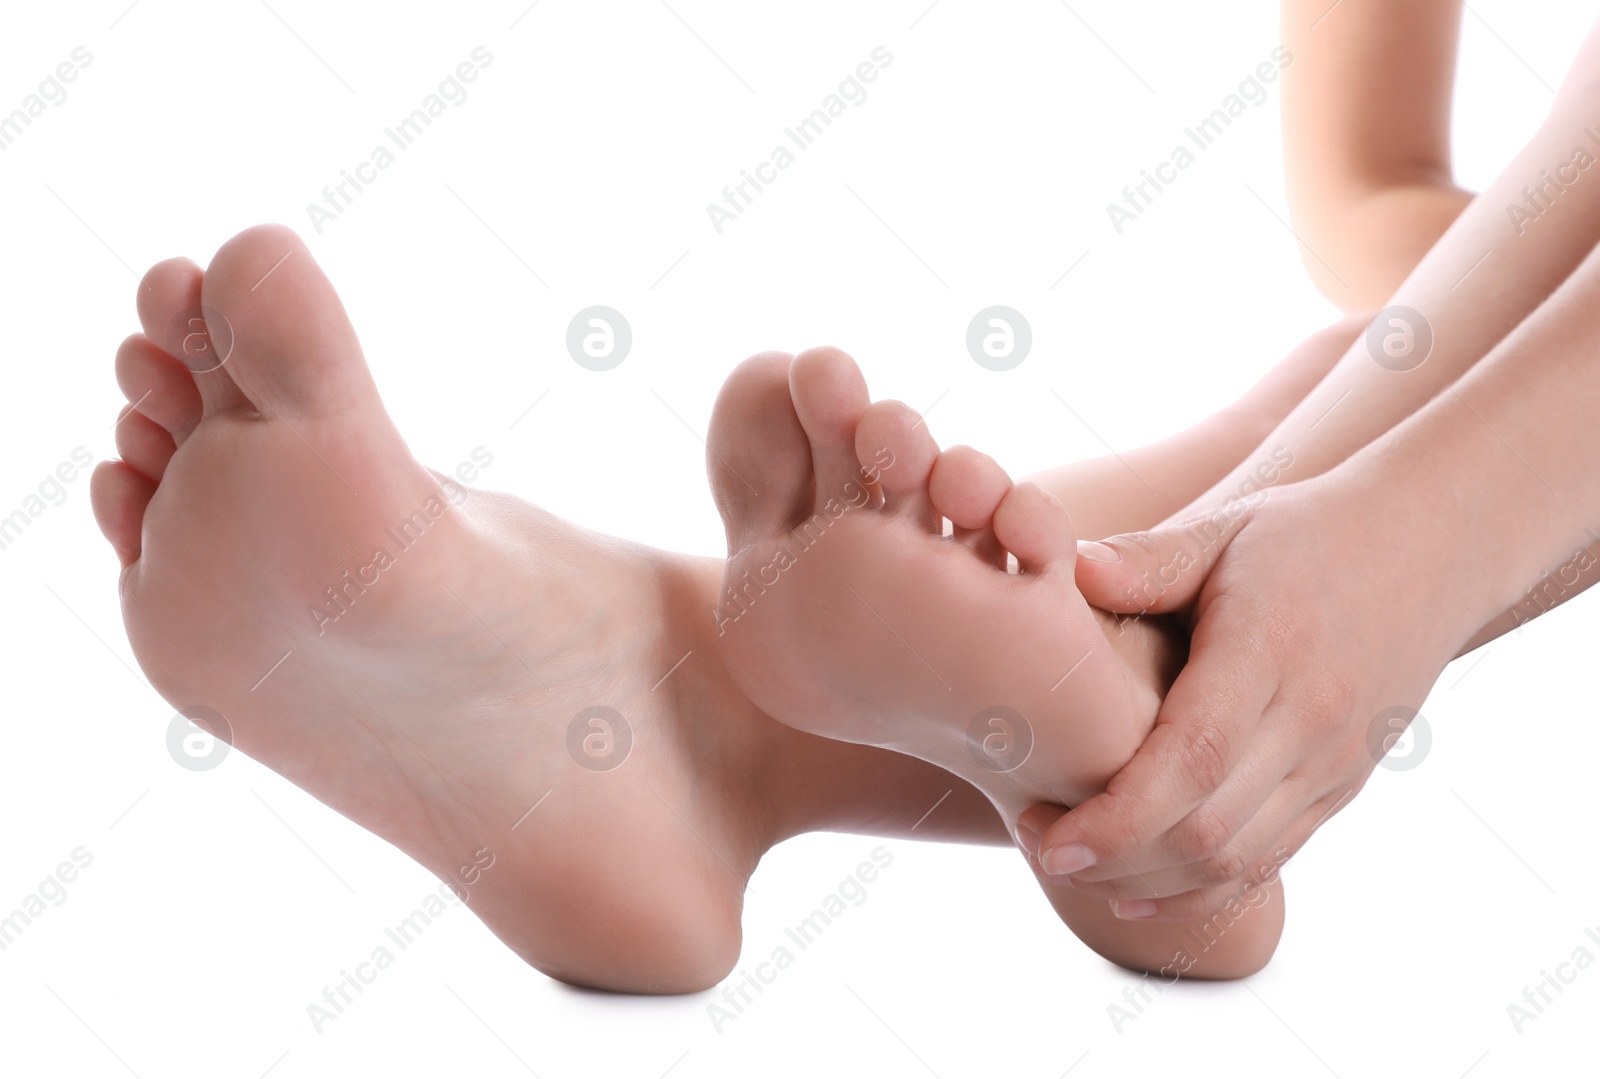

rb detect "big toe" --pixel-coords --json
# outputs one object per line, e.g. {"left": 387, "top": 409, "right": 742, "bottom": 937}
{"left": 201, "top": 223, "right": 381, "bottom": 419}
{"left": 706, "top": 351, "right": 813, "bottom": 550}
{"left": 789, "top": 346, "right": 872, "bottom": 502}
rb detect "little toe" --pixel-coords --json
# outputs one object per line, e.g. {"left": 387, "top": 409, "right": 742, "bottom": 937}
{"left": 789, "top": 346, "right": 874, "bottom": 503}
{"left": 200, "top": 223, "right": 382, "bottom": 419}
{"left": 115, "top": 334, "right": 203, "bottom": 444}
{"left": 114, "top": 406, "right": 177, "bottom": 483}
{"left": 854, "top": 400, "right": 938, "bottom": 530}
{"left": 90, "top": 459, "right": 157, "bottom": 566}
{"left": 993, "top": 482, "right": 1076, "bottom": 575}
{"left": 136, "top": 256, "right": 252, "bottom": 415}
{"left": 706, "top": 351, "right": 813, "bottom": 549}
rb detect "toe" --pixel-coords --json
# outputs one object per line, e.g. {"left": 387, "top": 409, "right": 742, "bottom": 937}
{"left": 91, "top": 459, "right": 156, "bottom": 566}
{"left": 929, "top": 446, "right": 1012, "bottom": 567}
{"left": 929, "top": 446, "right": 1010, "bottom": 530}
{"left": 854, "top": 400, "right": 938, "bottom": 531}
{"left": 706, "top": 351, "right": 813, "bottom": 549}
{"left": 136, "top": 256, "right": 252, "bottom": 415}
{"left": 789, "top": 346, "right": 873, "bottom": 502}
{"left": 115, "top": 334, "right": 203, "bottom": 443}
{"left": 200, "top": 223, "right": 381, "bottom": 419}
{"left": 993, "top": 482, "right": 1076, "bottom": 574}
{"left": 114, "top": 407, "right": 177, "bottom": 483}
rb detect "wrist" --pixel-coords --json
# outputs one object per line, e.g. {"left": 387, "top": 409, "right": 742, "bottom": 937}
{"left": 1162, "top": 438, "right": 1298, "bottom": 530}
{"left": 1319, "top": 421, "right": 1534, "bottom": 657}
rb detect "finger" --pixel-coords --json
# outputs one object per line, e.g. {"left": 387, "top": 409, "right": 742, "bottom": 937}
{"left": 1099, "top": 859, "right": 1290, "bottom": 924}
{"left": 1014, "top": 803, "right": 1068, "bottom": 858}
{"left": 1074, "top": 501, "right": 1254, "bottom": 615}
{"left": 1035, "top": 598, "right": 1279, "bottom": 879}
{"left": 1063, "top": 768, "right": 1312, "bottom": 901}
{"left": 1106, "top": 786, "right": 1351, "bottom": 921}
{"left": 1069, "top": 707, "right": 1310, "bottom": 889}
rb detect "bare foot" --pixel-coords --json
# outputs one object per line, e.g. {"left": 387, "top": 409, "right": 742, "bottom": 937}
{"left": 707, "top": 348, "right": 1289, "bottom": 980}
{"left": 708, "top": 346, "right": 1184, "bottom": 825}
{"left": 92, "top": 226, "right": 1001, "bottom": 994}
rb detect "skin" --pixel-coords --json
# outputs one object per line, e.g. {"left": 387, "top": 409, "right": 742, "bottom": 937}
{"left": 1050, "top": 233, "right": 1600, "bottom": 919}
{"left": 92, "top": 223, "right": 1333, "bottom": 990}
{"left": 94, "top": 224, "right": 1022, "bottom": 994}
{"left": 708, "top": 347, "right": 1287, "bottom": 977}
{"left": 993, "top": 314, "right": 1365, "bottom": 962}
{"left": 1281, "top": 0, "right": 1472, "bottom": 310}
{"left": 93, "top": 3, "right": 1592, "bottom": 977}
{"left": 1024, "top": 10, "right": 1600, "bottom": 918}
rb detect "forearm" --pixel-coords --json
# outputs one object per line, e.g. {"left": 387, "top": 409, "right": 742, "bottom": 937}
{"left": 1340, "top": 239, "right": 1600, "bottom": 653}
{"left": 1458, "top": 529, "right": 1600, "bottom": 654}
{"left": 1184, "top": 64, "right": 1600, "bottom": 523}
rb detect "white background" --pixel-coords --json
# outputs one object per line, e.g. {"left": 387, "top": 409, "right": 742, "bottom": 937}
{"left": 2, "top": 0, "right": 1597, "bottom": 1075}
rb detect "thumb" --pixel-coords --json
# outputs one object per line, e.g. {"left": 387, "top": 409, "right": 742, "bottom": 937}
{"left": 1074, "top": 504, "right": 1249, "bottom": 615}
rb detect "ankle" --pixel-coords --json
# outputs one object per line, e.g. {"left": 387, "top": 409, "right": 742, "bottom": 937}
{"left": 656, "top": 553, "right": 798, "bottom": 851}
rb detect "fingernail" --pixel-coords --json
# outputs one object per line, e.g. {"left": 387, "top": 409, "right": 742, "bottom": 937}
{"left": 1077, "top": 541, "right": 1121, "bottom": 563}
{"left": 1112, "top": 899, "right": 1157, "bottom": 920}
{"left": 1041, "top": 844, "right": 1096, "bottom": 876}
{"left": 1014, "top": 823, "right": 1041, "bottom": 857}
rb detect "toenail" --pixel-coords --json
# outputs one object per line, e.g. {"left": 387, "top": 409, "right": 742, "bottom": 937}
{"left": 1077, "top": 541, "right": 1121, "bottom": 563}
{"left": 1040, "top": 843, "right": 1096, "bottom": 876}
{"left": 1112, "top": 899, "right": 1158, "bottom": 920}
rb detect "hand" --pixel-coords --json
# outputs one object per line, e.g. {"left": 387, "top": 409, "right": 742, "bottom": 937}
{"left": 1017, "top": 475, "right": 1467, "bottom": 920}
